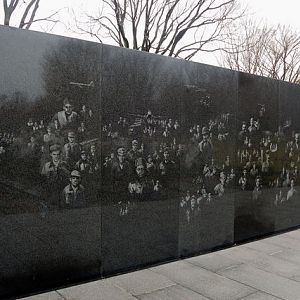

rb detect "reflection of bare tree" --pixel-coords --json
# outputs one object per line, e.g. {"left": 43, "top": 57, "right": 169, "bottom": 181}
{"left": 41, "top": 39, "right": 101, "bottom": 117}
{"left": 0, "top": 92, "right": 31, "bottom": 132}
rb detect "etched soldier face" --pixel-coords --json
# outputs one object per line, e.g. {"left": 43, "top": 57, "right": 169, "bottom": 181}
{"left": 51, "top": 150, "right": 61, "bottom": 163}
{"left": 68, "top": 135, "right": 76, "bottom": 143}
{"left": 70, "top": 176, "right": 80, "bottom": 187}
{"left": 191, "top": 196, "right": 196, "bottom": 209}
{"left": 163, "top": 151, "right": 169, "bottom": 160}
{"left": 180, "top": 198, "right": 186, "bottom": 207}
{"left": 64, "top": 103, "right": 73, "bottom": 115}
{"left": 255, "top": 178, "right": 260, "bottom": 187}
{"left": 132, "top": 142, "right": 138, "bottom": 151}
{"left": 290, "top": 179, "right": 295, "bottom": 188}
{"left": 117, "top": 147, "right": 125, "bottom": 157}
{"left": 220, "top": 172, "right": 226, "bottom": 181}
{"left": 136, "top": 165, "right": 145, "bottom": 177}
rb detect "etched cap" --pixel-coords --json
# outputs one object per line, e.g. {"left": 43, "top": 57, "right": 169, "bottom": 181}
{"left": 70, "top": 170, "right": 81, "bottom": 178}
{"left": 68, "top": 131, "right": 76, "bottom": 138}
{"left": 49, "top": 144, "right": 61, "bottom": 153}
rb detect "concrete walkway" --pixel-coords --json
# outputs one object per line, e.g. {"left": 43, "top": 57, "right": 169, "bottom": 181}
{"left": 21, "top": 229, "right": 300, "bottom": 300}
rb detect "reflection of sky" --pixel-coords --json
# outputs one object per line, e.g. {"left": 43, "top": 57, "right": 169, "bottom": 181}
{"left": 0, "top": 26, "right": 60, "bottom": 99}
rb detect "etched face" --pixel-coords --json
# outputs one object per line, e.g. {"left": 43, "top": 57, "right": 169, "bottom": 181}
{"left": 117, "top": 147, "right": 125, "bottom": 157}
{"left": 64, "top": 103, "right": 73, "bottom": 114}
{"left": 203, "top": 133, "right": 208, "bottom": 141}
{"left": 68, "top": 135, "right": 75, "bottom": 143}
{"left": 191, "top": 196, "right": 196, "bottom": 209}
{"left": 136, "top": 165, "right": 145, "bottom": 177}
{"left": 70, "top": 176, "right": 80, "bottom": 187}
{"left": 163, "top": 151, "right": 169, "bottom": 160}
{"left": 51, "top": 150, "right": 60, "bottom": 162}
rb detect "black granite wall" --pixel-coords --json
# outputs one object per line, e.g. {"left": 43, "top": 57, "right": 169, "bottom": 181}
{"left": 0, "top": 25, "right": 300, "bottom": 299}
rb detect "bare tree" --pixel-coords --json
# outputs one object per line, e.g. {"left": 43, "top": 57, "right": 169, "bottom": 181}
{"left": 2, "top": 0, "right": 59, "bottom": 30}
{"left": 222, "top": 19, "right": 300, "bottom": 83}
{"left": 75, "top": 0, "right": 242, "bottom": 60}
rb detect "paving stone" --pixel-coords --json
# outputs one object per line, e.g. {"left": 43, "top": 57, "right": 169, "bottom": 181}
{"left": 218, "top": 264, "right": 300, "bottom": 300}
{"left": 20, "top": 291, "right": 64, "bottom": 300}
{"left": 137, "top": 285, "right": 210, "bottom": 300}
{"left": 269, "top": 248, "right": 300, "bottom": 266}
{"left": 240, "top": 240, "right": 284, "bottom": 255}
{"left": 57, "top": 280, "right": 137, "bottom": 300}
{"left": 239, "top": 291, "right": 281, "bottom": 299}
{"left": 285, "top": 230, "right": 300, "bottom": 241}
{"left": 151, "top": 261, "right": 255, "bottom": 300}
{"left": 219, "top": 246, "right": 300, "bottom": 278}
{"left": 186, "top": 252, "right": 242, "bottom": 272}
{"left": 241, "top": 239, "right": 300, "bottom": 266}
{"left": 290, "top": 274, "right": 300, "bottom": 283}
{"left": 104, "top": 269, "right": 176, "bottom": 296}
{"left": 263, "top": 234, "right": 300, "bottom": 250}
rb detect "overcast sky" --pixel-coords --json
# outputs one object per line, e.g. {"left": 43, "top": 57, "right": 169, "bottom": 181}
{"left": 2, "top": 0, "right": 299, "bottom": 40}
{"left": 240, "top": 0, "right": 300, "bottom": 30}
